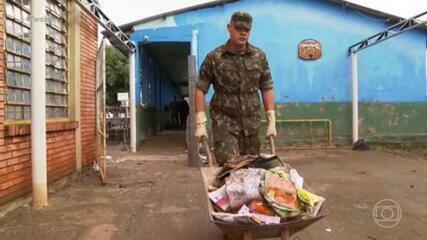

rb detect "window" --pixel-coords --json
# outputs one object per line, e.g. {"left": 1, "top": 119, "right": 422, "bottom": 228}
{"left": 45, "top": 0, "right": 68, "bottom": 119}
{"left": 5, "top": 0, "right": 69, "bottom": 121}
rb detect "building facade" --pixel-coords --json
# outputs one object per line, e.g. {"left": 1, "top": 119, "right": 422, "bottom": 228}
{"left": 0, "top": 0, "right": 98, "bottom": 205}
{"left": 122, "top": 0, "right": 427, "bottom": 148}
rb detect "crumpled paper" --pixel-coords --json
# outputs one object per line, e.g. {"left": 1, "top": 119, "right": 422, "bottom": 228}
{"left": 225, "top": 168, "right": 267, "bottom": 209}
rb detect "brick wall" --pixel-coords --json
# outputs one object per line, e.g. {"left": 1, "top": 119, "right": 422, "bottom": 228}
{"left": 0, "top": 124, "right": 78, "bottom": 205}
{"left": 0, "top": 0, "right": 32, "bottom": 205}
{"left": 80, "top": 12, "right": 97, "bottom": 168}
{"left": 0, "top": 5, "right": 98, "bottom": 205}
{"left": 0, "top": 1, "right": 4, "bottom": 125}
{"left": 46, "top": 130, "right": 76, "bottom": 182}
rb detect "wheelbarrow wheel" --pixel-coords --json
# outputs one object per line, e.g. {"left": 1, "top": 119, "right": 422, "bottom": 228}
{"left": 222, "top": 234, "right": 246, "bottom": 240}
{"left": 242, "top": 231, "right": 252, "bottom": 240}
{"left": 281, "top": 229, "right": 290, "bottom": 240}
{"left": 222, "top": 234, "right": 236, "bottom": 240}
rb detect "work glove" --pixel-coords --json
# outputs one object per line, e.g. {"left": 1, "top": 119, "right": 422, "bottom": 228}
{"left": 266, "top": 110, "right": 277, "bottom": 138}
{"left": 195, "top": 111, "right": 208, "bottom": 141}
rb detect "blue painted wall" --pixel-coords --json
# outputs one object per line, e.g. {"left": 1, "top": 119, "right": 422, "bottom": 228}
{"left": 132, "top": 0, "right": 427, "bottom": 105}
{"left": 130, "top": 0, "right": 427, "bottom": 145}
{"left": 137, "top": 45, "right": 181, "bottom": 109}
{"left": 134, "top": 44, "right": 182, "bottom": 143}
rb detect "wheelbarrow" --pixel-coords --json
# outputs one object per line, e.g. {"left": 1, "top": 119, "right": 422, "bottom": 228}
{"left": 200, "top": 137, "right": 329, "bottom": 240}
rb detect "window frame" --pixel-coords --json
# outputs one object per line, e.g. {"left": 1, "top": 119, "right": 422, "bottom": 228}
{"left": 3, "top": 0, "right": 71, "bottom": 124}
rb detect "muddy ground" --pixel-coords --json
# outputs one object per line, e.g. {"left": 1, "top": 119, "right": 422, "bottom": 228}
{"left": 0, "top": 131, "right": 426, "bottom": 240}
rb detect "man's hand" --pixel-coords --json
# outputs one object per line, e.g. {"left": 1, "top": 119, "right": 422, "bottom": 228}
{"left": 195, "top": 111, "right": 208, "bottom": 140}
{"left": 266, "top": 110, "right": 277, "bottom": 137}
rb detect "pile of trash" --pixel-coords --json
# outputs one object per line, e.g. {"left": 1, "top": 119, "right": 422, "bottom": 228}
{"left": 207, "top": 154, "right": 325, "bottom": 225}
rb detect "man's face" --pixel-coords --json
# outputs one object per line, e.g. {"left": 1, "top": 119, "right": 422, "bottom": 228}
{"left": 227, "top": 24, "right": 251, "bottom": 46}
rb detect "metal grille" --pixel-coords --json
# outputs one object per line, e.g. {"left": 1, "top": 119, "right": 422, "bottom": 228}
{"left": 73, "top": 0, "right": 135, "bottom": 55}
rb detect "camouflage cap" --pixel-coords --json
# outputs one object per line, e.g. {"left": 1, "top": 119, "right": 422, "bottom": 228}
{"left": 230, "top": 11, "right": 252, "bottom": 31}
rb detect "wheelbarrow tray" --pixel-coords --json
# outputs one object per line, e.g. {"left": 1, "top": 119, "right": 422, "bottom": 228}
{"left": 200, "top": 167, "right": 329, "bottom": 240}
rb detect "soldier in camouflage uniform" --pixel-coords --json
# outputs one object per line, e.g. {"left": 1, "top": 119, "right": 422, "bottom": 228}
{"left": 194, "top": 12, "right": 277, "bottom": 165}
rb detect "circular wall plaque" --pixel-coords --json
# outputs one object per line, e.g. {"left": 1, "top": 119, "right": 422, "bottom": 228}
{"left": 298, "top": 39, "right": 322, "bottom": 60}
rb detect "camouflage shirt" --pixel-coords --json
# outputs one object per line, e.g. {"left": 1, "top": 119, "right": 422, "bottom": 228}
{"left": 196, "top": 41, "right": 274, "bottom": 136}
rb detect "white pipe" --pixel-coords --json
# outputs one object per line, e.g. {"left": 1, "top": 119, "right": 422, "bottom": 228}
{"left": 191, "top": 29, "right": 199, "bottom": 62}
{"left": 31, "top": 0, "right": 48, "bottom": 207}
{"left": 129, "top": 49, "right": 137, "bottom": 152}
{"left": 351, "top": 52, "right": 359, "bottom": 144}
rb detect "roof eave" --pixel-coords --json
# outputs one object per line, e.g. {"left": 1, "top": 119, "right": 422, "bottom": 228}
{"left": 118, "top": 0, "right": 239, "bottom": 32}
{"left": 102, "top": 0, "right": 427, "bottom": 39}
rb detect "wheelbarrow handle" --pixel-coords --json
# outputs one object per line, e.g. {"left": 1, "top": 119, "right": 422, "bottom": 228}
{"left": 269, "top": 135, "right": 276, "bottom": 155}
{"left": 201, "top": 137, "right": 214, "bottom": 167}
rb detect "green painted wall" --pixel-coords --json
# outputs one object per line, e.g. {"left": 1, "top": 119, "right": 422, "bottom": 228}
{"left": 272, "top": 102, "right": 427, "bottom": 145}
{"left": 205, "top": 102, "right": 427, "bottom": 147}
{"left": 137, "top": 102, "right": 427, "bottom": 150}
{"left": 136, "top": 107, "right": 156, "bottom": 149}
{"left": 358, "top": 102, "right": 427, "bottom": 142}
{"left": 136, "top": 107, "right": 172, "bottom": 149}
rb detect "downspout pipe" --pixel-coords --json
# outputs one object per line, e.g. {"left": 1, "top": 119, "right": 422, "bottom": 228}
{"left": 129, "top": 45, "right": 137, "bottom": 152}
{"left": 31, "top": 0, "right": 48, "bottom": 207}
{"left": 351, "top": 52, "right": 359, "bottom": 144}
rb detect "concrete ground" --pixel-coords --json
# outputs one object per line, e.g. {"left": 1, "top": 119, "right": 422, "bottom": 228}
{"left": 0, "top": 131, "right": 426, "bottom": 240}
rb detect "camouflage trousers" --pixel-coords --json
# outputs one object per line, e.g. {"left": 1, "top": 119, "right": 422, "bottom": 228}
{"left": 212, "top": 127, "right": 261, "bottom": 165}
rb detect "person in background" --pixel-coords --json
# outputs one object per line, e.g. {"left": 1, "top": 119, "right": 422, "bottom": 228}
{"left": 169, "top": 96, "right": 179, "bottom": 129}
{"left": 179, "top": 96, "right": 189, "bottom": 129}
